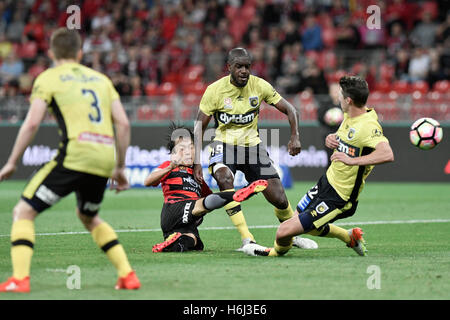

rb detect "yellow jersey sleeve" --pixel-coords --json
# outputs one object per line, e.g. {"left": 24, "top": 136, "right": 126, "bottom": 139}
{"left": 362, "top": 121, "right": 389, "bottom": 149}
{"left": 259, "top": 78, "right": 282, "bottom": 105}
{"left": 107, "top": 77, "right": 120, "bottom": 101}
{"left": 199, "top": 85, "right": 216, "bottom": 116}
{"left": 30, "top": 72, "right": 52, "bottom": 104}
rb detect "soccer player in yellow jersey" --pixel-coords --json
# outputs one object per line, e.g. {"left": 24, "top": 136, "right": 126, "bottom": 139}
{"left": 243, "top": 76, "right": 394, "bottom": 257}
{"left": 0, "top": 28, "right": 140, "bottom": 292}
{"left": 194, "top": 47, "right": 317, "bottom": 250}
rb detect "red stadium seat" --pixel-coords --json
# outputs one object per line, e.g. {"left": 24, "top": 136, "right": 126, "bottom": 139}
{"left": 433, "top": 80, "right": 449, "bottom": 94}
{"left": 374, "top": 80, "right": 391, "bottom": 94}
{"left": 411, "top": 81, "right": 429, "bottom": 94}
{"left": 153, "top": 104, "right": 174, "bottom": 120}
{"left": 318, "top": 50, "right": 337, "bottom": 70}
{"left": 392, "top": 81, "right": 411, "bottom": 94}
{"left": 379, "top": 64, "right": 395, "bottom": 82}
{"left": 137, "top": 106, "right": 152, "bottom": 121}
{"left": 181, "top": 81, "right": 207, "bottom": 95}
{"left": 158, "top": 82, "right": 177, "bottom": 96}
{"left": 145, "top": 82, "right": 159, "bottom": 96}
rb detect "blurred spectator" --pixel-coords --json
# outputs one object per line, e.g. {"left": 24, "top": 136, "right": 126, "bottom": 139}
{"left": 27, "top": 56, "right": 47, "bottom": 79}
{"left": 410, "top": 12, "right": 439, "bottom": 48}
{"left": 301, "top": 14, "right": 323, "bottom": 51}
{"left": 82, "top": 27, "right": 113, "bottom": 54}
{"left": 91, "top": 7, "right": 112, "bottom": 31}
{"left": 23, "top": 14, "right": 45, "bottom": 44}
{"left": 0, "top": 32, "right": 12, "bottom": 59}
{"left": 394, "top": 48, "right": 410, "bottom": 80}
{"left": 427, "top": 48, "right": 447, "bottom": 88}
{"left": 408, "top": 47, "right": 430, "bottom": 82}
{"left": 300, "top": 56, "right": 328, "bottom": 95}
{"left": 6, "top": 11, "right": 25, "bottom": 43}
{"left": 386, "top": 22, "right": 408, "bottom": 58}
{"left": 0, "top": 52, "right": 24, "bottom": 85}
{"left": 277, "top": 60, "right": 302, "bottom": 95}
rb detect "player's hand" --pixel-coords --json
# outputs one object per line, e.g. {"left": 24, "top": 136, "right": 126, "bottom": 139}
{"left": 288, "top": 136, "right": 301, "bottom": 156}
{"left": 330, "top": 151, "right": 355, "bottom": 165}
{"left": 0, "top": 162, "right": 16, "bottom": 182}
{"left": 325, "top": 134, "right": 339, "bottom": 149}
{"left": 193, "top": 163, "right": 204, "bottom": 183}
{"left": 110, "top": 167, "right": 130, "bottom": 193}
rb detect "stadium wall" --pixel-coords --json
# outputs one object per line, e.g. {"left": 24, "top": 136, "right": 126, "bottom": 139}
{"left": 0, "top": 124, "right": 448, "bottom": 182}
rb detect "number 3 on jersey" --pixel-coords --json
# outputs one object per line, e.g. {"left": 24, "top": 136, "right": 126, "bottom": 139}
{"left": 82, "top": 89, "right": 102, "bottom": 123}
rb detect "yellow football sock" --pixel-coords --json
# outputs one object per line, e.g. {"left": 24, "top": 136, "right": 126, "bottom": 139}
{"left": 274, "top": 202, "right": 294, "bottom": 222}
{"left": 325, "top": 224, "right": 351, "bottom": 244}
{"left": 224, "top": 197, "right": 254, "bottom": 241}
{"left": 11, "top": 219, "right": 35, "bottom": 280}
{"left": 91, "top": 222, "right": 132, "bottom": 278}
{"left": 269, "top": 239, "right": 292, "bottom": 256}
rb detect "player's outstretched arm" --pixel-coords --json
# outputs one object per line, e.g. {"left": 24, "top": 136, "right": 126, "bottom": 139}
{"left": 144, "top": 150, "right": 182, "bottom": 187}
{"left": 193, "top": 110, "right": 211, "bottom": 182}
{"left": 272, "top": 98, "right": 301, "bottom": 156}
{"left": 110, "top": 99, "right": 130, "bottom": 193}
{"left": 0, "top": 98, "right": 47, "bottom": 182}
{"left": 331, "top": 141, "right": 394, "bottom": 166}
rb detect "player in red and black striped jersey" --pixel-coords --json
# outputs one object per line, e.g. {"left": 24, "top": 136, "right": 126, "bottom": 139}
{"left": 144, "top": 124, "right": 268, "bottom": 252}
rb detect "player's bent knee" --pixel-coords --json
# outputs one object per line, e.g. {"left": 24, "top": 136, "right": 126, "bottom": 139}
{"left": 12, "top": 200, "right": 38, "bottom": 221}
{"left": 77, "top": 209, "right": 102, "bottom": 231}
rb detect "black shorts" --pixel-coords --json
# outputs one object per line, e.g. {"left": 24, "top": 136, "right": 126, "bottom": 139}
{"left": 296, "top": 175, "right": 358, "bottom": 232}
{"left": 208, "top": 141, "right": 279, "bottom": 183}
{"left": 21, "top": 160, "right": 108, "bottom": 216}
{"left": 160, "top": 200, "right": 204, "bottom": 242}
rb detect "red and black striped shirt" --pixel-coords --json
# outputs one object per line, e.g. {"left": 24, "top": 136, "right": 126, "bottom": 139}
{"left": 158, "top": 161, "right": 212, "bottom": 204}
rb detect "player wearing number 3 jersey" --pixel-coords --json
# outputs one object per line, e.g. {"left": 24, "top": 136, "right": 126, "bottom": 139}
{"left": 0, "top": 28, "right": 140, "bottom": 292}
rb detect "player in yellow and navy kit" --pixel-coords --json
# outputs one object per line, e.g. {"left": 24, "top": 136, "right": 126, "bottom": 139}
{"left": 0, "top": 28, "right": 140, "bottom": 292}
{"left": 242, "top": 76, "right": 395, "bottom": 257}
{"left": 194, "top": 47, "right": 317, "bottom": 250}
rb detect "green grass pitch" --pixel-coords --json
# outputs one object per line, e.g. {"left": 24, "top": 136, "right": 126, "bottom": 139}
{"left": 0, "top": 180, "right": 449, "bottom": 300}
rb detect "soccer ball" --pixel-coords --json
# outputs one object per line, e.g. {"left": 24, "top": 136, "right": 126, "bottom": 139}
{"left": 324, "top": 107, "right": 344, "bottom": 126}
{"left": 409, "top": 117, "right": 443, "bottom": 150}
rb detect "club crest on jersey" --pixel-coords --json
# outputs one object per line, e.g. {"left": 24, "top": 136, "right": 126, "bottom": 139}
{"left": 347, "top": 128, "right": 356, "bottom": 140}
{"left": 249, "top": 96, "right": 259, "bottom": 108}
{"left": 315, "top": 202, "right": 329, "bottom": 214}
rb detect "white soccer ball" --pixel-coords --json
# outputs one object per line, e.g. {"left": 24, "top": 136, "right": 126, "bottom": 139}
{"left": 409, "top": 117, "right": 443, "bottom": 150}
{"left": 324, "top": 107, "right": 344, "bottom": 126}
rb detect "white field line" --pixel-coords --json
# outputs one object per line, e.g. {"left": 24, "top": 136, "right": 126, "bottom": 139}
{"left": 0, "top": 219, "right": 449, "bottom": 238}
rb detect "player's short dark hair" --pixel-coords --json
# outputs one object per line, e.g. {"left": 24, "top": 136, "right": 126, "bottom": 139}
{"left": 167, "top": 122, "right": 194, "bottom": 153}
{"left": 50, "top": 28, "right": 82, "bottom": 60}
{"left": 339, "top": 76, "right": 369, "bottom": 107}
{"left": 227, "top": 47, "right": 251, "bottom": 65}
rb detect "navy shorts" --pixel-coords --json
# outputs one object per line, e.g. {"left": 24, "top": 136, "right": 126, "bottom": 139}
{"left": 296, "top": 175, "right": 358, "bottom": 232}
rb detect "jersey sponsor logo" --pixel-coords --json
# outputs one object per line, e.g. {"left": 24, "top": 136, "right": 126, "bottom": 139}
{"left": 78, "top": 132, "right": 114, "bottom": 145}
{"left": 183, "top": 176, "right": 200, "bottom": 189}
{"left": 371, "top": 128, "right": 383, "bottom": 138}
{"left": 224, "top": 97, "right": 233, "bottom": 109}
{"left": 336, "top": 137, "right": 360, "bottom": 158}
{"left": 183, "top": 202, "right": 192, "bottom": 223}
{"left": 217, "top": 110, "right": 257, "bottom": 125}
{"left": 35, "top": 185, "right": 60, "bottom": 205}
{"left": 249, "top": 96, "right": 259, "bottom": 108}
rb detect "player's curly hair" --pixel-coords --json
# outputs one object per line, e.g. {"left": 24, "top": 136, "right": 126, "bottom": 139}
{"left": 166, "top": 122, "right": 194, "bottom": 153}
{"left": 339, "top": 76, "right": 369, "bottom": 107}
